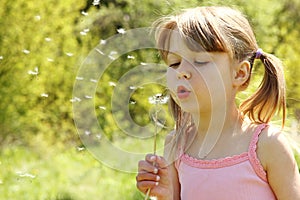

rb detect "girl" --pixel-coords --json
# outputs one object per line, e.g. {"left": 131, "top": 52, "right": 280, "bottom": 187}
{"left": 136, "top": 6, "right": 300, "bottom": 200}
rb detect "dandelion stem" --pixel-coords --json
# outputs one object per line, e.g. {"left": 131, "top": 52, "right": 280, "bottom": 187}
{"left": 144, "top": 98, "right": 159, "bottom": 200}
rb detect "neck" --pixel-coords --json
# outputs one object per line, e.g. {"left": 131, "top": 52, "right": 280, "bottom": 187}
{"left": 189, "top": 102, "right": 241, "bottom": 158}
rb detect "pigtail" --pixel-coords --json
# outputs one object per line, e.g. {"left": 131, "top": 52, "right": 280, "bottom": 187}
{"left": 240, "top": 51, "right": 286, "bottom": 127}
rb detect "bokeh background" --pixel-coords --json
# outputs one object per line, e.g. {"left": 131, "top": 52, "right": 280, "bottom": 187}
{"left": 1, "top": 0, "right": 299, "bottom": 199}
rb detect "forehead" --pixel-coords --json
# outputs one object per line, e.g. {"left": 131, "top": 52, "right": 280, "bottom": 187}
{"left": 167, "top": 30, "right": 206, "bottom": 59}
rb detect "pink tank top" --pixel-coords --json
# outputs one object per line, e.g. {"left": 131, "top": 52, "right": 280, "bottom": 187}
{"left": 176, "top": 124, "right": 277, "bottom": 200}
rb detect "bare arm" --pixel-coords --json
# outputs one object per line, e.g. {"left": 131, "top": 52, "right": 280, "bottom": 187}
{"left": 136, "top": 131, "right": 181, "bottom": 200}
{"left": 258, "top": 127, "right": 300, "bottom": 199}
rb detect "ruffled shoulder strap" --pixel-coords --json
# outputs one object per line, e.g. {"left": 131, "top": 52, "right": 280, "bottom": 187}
{"left": 248, "top": 123, "right": 269, "bottom": 182}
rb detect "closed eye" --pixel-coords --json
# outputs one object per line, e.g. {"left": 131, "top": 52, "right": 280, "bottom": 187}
{"left": 169, "top": 62, "right": 180, "bottom": 68}
{"left": 194, "top": 61, "right": 209, "bottom": 66}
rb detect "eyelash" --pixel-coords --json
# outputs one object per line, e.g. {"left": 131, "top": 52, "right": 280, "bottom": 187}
{"left": 168, "top": 61, "right": 208, "bottom": 68}
{"left": 169, "top": 62, "right": 180, "bottom": 68}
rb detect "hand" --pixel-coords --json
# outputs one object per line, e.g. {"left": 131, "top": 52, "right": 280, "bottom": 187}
{"left": 136, "top": 154, "right": 173, "bottom": 200}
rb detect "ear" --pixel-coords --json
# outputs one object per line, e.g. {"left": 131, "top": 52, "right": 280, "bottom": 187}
{"left": 232, "top": 60, "right": 251, "bottom": 89}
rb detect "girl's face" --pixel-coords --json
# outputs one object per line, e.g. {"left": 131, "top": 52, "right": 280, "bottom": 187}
{"left": 166, "top": 31, "right": 235, "bottom": 114}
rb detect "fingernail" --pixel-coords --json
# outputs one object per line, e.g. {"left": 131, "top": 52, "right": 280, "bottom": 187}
{"left": 150, "top": 156, "right": 156, "bottom": 161}
{"left": 153, "top": 168, "right": 158, "bottom": 174}
{"left": 156, "top": 175, "right": 160, "bottom": 181}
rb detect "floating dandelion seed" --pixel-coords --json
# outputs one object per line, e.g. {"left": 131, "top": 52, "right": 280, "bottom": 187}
{"left": 95, "top": 48, "right": 105, "bottom": 55}
{"left": 41, "top": 93, "right": 49, "bottom": 98}
{"left": 140, "top": 62, "right": 147, "bottom": 66}
{"left": 95, "top": 134, "right": 102, "bottom": 140}
{"left": 130, "top": 100, "right": 136, "bottom": 105}
{"left": 34, "top": 15, "right": 41, "bottom": 21}
{"left": 83, "top": 28, "right": 90, "bottom": 33}
{"left": 117, "top": 28, "right": 126, "bottom": 34}
{"left": 23, "top": 49, "right": 30, "bottom": 54}
{"left": 76, "top": 76, "right": 84, "bottom": 80}
{"left": 108, "top": 51, "right": 118, "bottom": 60}
{"left": 129, "top": 86, "right": 137, "bottom": 90}
{"left": 100, "top": 39, "right": 106, "bottom": 45}
{"left": 108, "top": 81, "right": 116, "bottom": 87}
{"left": 45, "top": 37, "right": 52, "bottom": 42}
{"left": 85, "top": 130, "right": 91, "bottom": 135}
{"left": 70, "top": 97, "right": 82, "bottom": 102}
{"left": 85, "top": 95, "right": 93, "bottom": 99}
{"left": 80, "top": 31, "right": 87, "bottom": 36}
{"left": 93, "top": 0, "right": 100, "bottom": 6}
{"left": 99, "top": 106, "right": 106, "bottom": 110}
{"left": 28, "top": 67, "right": 39, "bottom": 75}
{"left": 65, "top": 52, "right": 73, "bottom": 57}
{"left": 16, "top": 172, "right": 36, "bottom": 179}
{"left": 81, "top": 11, "right": 88, "bottom": 16}
{"left": 77, "top": 146, "right": 85, "bottom": 151}
{"left": 47, "top": 58, "right": 54, "bottom": 62}
{"left": 0, "top": 56, "right": 3, "bottom": 60}
{"left": 127, "top": 55, "right": 135, "bottom": 59}
{"left": 90, "top": 79, "right": 97, "bottom": 83}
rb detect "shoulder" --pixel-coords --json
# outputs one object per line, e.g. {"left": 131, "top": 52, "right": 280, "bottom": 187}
{"left": 257, "top": 124, "right": 300, "bottom": 199}
{"left": 257, "top": 124, "right": 293, "bottom": 169}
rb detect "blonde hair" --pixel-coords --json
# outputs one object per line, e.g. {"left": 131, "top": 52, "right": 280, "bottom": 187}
{"left": 155, "top": 6, "right": 286, "bottom": 127}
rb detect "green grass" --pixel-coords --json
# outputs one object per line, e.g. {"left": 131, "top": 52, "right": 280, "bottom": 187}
{"left": 0, "top": 143, "right": 143, "bottom": 200}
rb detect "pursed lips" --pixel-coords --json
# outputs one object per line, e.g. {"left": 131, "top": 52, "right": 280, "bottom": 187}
{"left": 176, "top": 85, "right": 191, "bottom": 99}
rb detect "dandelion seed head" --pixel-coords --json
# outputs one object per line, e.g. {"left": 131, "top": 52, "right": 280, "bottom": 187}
{"left": 148, "top": 93, "right": 169, "bottom": 105}
{"left": 90, "top": 79, "right": 97, "bottom": 83}
{"left": 140, "top": 62, "right": 147, "bottom": 66}
{"left": 0, "top": 56, "right": 4, "bottom": 60}
{"left": 45, "top": 37, "right": 52, "bottom": 42}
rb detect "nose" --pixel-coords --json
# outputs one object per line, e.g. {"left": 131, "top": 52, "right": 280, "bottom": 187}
{"left": 176, "top": 59, "right": 192, "bottom": 79}
{"left": 177, "top": 71, "right": 191, "bottom": 79}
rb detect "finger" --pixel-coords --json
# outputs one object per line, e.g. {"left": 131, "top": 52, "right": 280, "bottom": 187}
{"left": 136, "top": 180, "right": 159, "bottom": 194}
{"left": 136, "top": 171, "right": 160, "bottom": 182}
{"left": 145, "top": 155, "right": 169, "bottom": 169}
{"left": 138, "top": 160, "right": 159, "bottom": 174}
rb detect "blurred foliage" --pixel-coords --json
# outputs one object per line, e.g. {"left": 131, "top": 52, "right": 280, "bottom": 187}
{"left": 0, "top": 0, "right": 300, "bottom": 199}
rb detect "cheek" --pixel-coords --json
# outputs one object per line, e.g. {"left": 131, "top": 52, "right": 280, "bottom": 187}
{"left": 166, "top": 69, "right": 176, "bottom": 91}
